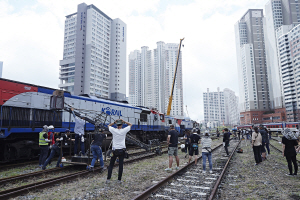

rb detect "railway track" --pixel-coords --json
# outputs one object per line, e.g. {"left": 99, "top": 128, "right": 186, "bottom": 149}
{"left": 0, "top": 142, "right": 183, "bottom": 200}
{"left": 133, "top": 139, "right": 241, "bottom": 200}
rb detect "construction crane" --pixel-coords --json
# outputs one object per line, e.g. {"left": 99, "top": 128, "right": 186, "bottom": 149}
{"left": 167, "top": 38, "right": 184, "bottom": 116}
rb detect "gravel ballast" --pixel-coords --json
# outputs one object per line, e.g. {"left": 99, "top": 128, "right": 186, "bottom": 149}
{"left": 216, "top": 139, "right": 300, "bottom": 200}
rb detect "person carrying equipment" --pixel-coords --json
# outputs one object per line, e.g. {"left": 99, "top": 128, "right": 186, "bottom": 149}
{"left": 106, "top": 119, "right": 132, "bottom": 184}
{"left": 39, "top": 125, "right": 51, "bottom": 167}
{"left": 88, "top": 129, "right": 107, "bottom": 170}
{"left": 71, "top": 108, "right": 86, "bottom": 156}
{"left": 188, "top": 128, "right": 201, "bottom": 165}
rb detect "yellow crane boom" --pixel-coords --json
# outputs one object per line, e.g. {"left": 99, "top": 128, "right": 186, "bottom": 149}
{"left": 167, "top": 38, "right": 184, "bottom": 116}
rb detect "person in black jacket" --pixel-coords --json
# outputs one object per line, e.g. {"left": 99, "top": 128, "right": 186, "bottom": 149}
{"left": 259, "top": 124, "right": 268, "bottom": 161}
{"left": 282, "top": 129, "right": 298, "bottom": 176}
{"left": 89, "top": 129, "right": 107, "bottom": 170}
{"left": 223, "top": 128, "right": 230, "bottom": 156}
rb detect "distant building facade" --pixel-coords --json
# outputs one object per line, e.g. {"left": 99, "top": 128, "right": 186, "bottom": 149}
{"left": 128, "top": 42, "right": 183, "bottom": 116}
{"left": 203, "top": 88, "right": 239, "bottom": 126}
{"left": 59, "top": 3, "right": 127, "bottom": 101}
{"left": 224, "top": 88, "right": 240, "bottom": 125}
{"left": 203, "top": 88, "right": 225, "bottom": 125}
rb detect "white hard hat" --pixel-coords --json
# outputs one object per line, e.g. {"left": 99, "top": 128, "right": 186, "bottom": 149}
{"left": 48, "top": 125, "right": 54, "bottom": 129}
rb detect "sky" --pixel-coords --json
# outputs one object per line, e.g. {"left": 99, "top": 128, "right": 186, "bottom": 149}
{"left": 0, "top": 0, "right": 269, "bottom": 122}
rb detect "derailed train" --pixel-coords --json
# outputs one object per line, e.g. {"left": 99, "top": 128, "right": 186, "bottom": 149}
{"left": 0, "top": 78, "right": 194, "bottom": 162}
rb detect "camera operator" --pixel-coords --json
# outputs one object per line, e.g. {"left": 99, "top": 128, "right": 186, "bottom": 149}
{"left": 106, "top": 119, "right": 132, "bottom": 184}
{"left": 42, "top": 130, "right": 72, "bottom": 170}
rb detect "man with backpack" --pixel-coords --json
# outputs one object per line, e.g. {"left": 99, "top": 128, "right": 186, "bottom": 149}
{"left": 188, "top": 128, "right": 201, "bottom": 165}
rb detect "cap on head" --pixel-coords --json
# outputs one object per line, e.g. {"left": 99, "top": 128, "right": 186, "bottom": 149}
{"left": 43, "top": 125, "right": 48, "bottom": 130}
{"left": 48, "top": 125, "right": 54, "bottom": 129}
{"left": 115, "top": 119, "right": 123, "bottom": 126}
{"left": 204, "top": 130, "right": 210, "bottom": 136}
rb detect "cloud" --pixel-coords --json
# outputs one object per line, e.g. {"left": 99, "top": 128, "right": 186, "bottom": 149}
{"left": 0, "top": 0, "right": 269, "bottom": 122}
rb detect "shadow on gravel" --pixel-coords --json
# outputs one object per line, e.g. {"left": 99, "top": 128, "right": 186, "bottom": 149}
{"left": 290, "top": 194, "right": 300, "bottom": 200}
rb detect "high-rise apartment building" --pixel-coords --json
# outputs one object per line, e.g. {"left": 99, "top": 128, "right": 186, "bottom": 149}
{"left": 235, "top": 9, "right": 271, "bottom": 124}
{"left": 277, "top": 24, "right": 300, "bottom": 121}
{"left": 128, "top": 42, "right": 183, "bottom": 116}
{"left": 203, "top": 88, "right": 225, "bottom": 125}
{"left": 59, "top": 3, "right": 127, "bottom": 100}
{"left": 224, "top": 88, "right": 240, "bottom": 125}
{"left": 263, "top": 0, "right": 300, "bottom": 121}
{"left": 264, "top": 0, "right": 300, "bottom": 110}
{"left": 203, "top": 88, "right": 239, "bottom": 126}
{"left": 0, "top": 61, "right": 3, "bottom": 78}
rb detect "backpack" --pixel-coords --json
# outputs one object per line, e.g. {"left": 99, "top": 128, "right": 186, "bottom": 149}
{"left": 237, "top": 148, "right": 243, "bottom": 153}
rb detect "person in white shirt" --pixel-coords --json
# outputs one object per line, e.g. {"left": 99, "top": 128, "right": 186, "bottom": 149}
{"left": 106, "top": 119, "right": 132, "bottom": 184}
{"left": 71, "top": 108, "right": 86, "bottom": 156}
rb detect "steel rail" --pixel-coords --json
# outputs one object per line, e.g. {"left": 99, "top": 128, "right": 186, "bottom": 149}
{"left": 0, "top": 160, "right": 38, "bottom": 170}
{"left": 0, "top": 165, "right": 74, "bottom": 185}
{"left": 208, "top": 139, "right": 241, "bottom": 200}
{"left": 0, "top": 145, "right": 173, "bottom": 200}
{"left": 132, "top": 140, "right": 237, "bottom": 200}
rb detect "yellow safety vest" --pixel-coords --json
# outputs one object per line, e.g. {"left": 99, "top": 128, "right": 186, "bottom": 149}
{"left": 39, "top": 131, "right": 48, "bottom": 146}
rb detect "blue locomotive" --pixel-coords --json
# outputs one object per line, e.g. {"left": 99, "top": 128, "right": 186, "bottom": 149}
{"left": 0, "top": 78, "right": 194, "bottom": 162}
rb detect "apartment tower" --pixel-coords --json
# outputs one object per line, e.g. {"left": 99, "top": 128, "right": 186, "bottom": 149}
{"left": 235, "top": 9, "right": 271, "bottom": 124}
{"left": 59, "top": 3, "right": 127, "bottom": 100}
{"left": 128, "top": 42, "right": 183, "bottom": 116}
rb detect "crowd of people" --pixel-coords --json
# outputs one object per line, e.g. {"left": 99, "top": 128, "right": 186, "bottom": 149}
{"left": 38, "top": 110, "right": 300, "bottom": 184}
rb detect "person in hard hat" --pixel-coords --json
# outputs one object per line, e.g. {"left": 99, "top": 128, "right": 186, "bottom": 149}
{"left": 71, "top": 108, "right": 86, "bottom": 156}
{"left": 39, "top": 125, "right": 51, "bottom": 167}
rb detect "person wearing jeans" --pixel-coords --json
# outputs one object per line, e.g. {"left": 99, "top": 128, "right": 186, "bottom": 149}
{"left": 202, "top": 131, "right": 212, "bottom": 173}
{"left": 89, "top": 129, "right": 106, "bottom": 169}
{"left": 42, "top": 132, "right": 69, "bottom": 170}
{"left": 74, "top": 134, "right": 85, "bottom": 156}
